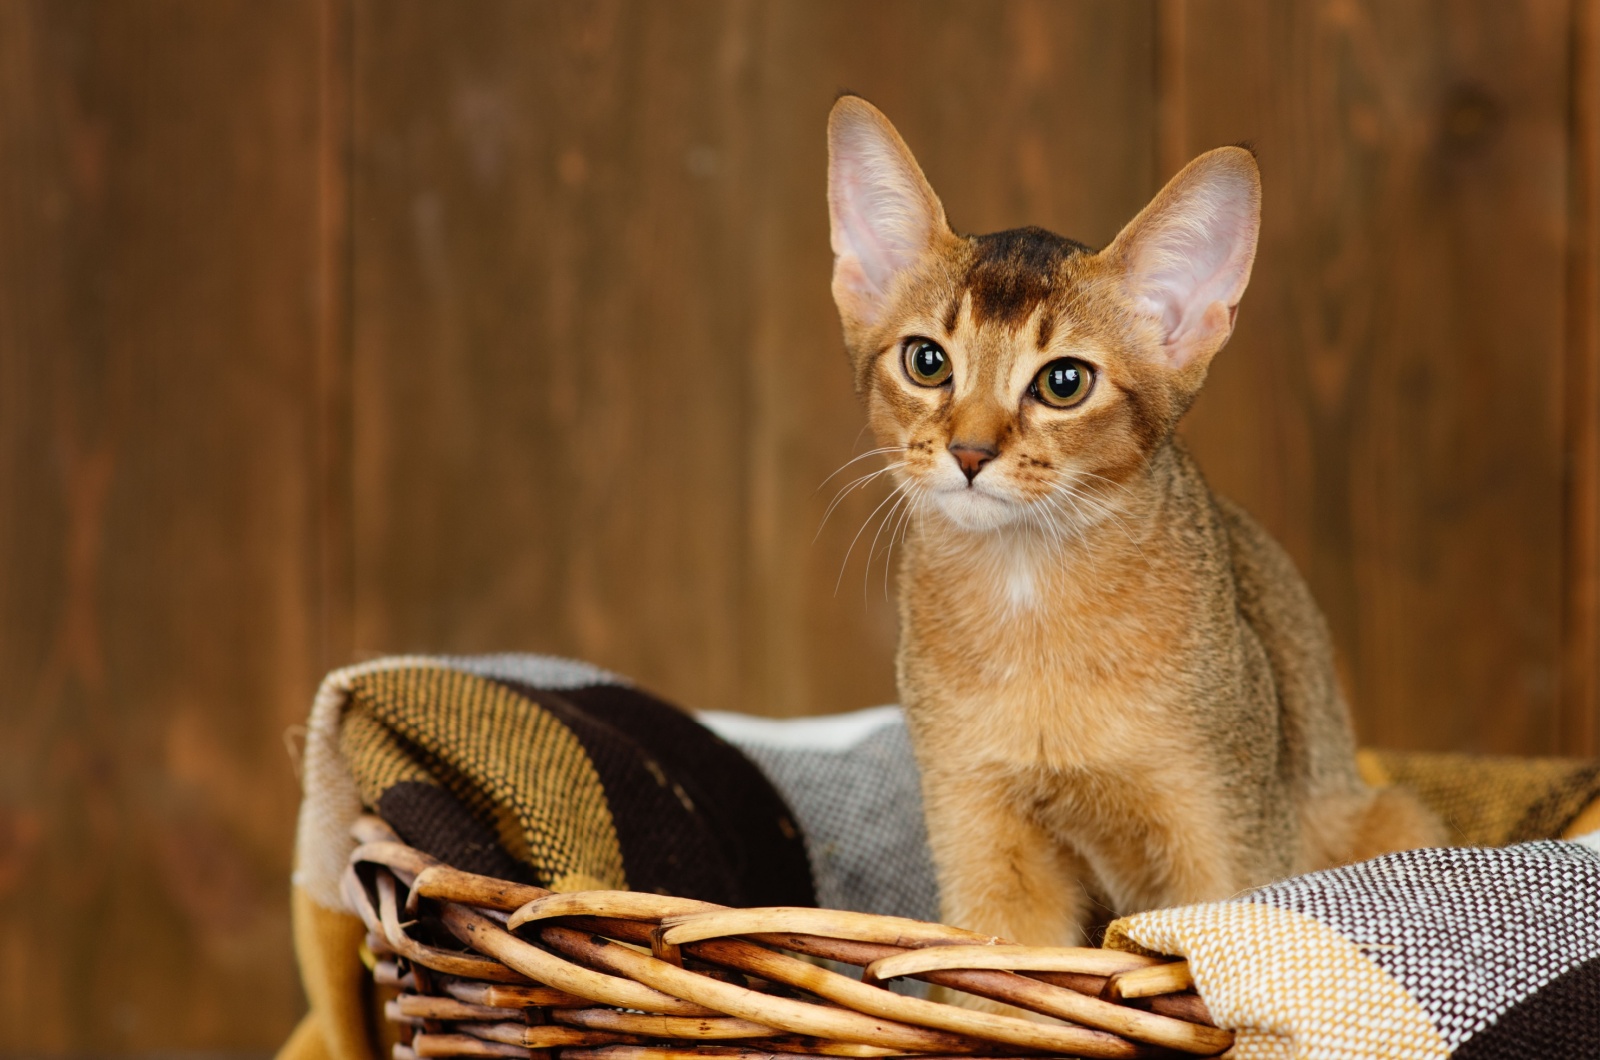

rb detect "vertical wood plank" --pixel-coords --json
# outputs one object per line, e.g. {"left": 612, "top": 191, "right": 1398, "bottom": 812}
{"left": 348, "top": 0, "right": 1156, "bottom": 717}
{"left": 319, "top": 0, "right": 357, "bottom": 677}
{"left": 349, "top": 0, "right": 758, "bottom": 711}
{"left": 0, "top": 0, "right": 327, "bottom": 1050}
{"left": 1173, "top": 1, "right": 1573, "bottom": 753}
{"left": 1155, "top": 0, "right": 1190, "bottom": 181}
{"left": 1563, "top": 0, "right": 1600, "bottom": 756}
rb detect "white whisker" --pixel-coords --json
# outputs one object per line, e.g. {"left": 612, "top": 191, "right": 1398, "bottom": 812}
{"left": 815, "top": 446, "right": 908, "bottom": 491}
{"left": 1058, "top": 476, "right": 1149, "bottom": 565}
{"left": 836, "top": 481, "right": 911, "bottom": 596}
{"left": 882, "top": 486, "right": 921, "bottom": 599}
{"left": 815, "top": 460, "right": 908, "bottom": 541}
{"left": 1039, "top": 497, "right": 1074, "bottom": 550}
{"left": 864, "top": 488, "right": 912, "bottom": 604}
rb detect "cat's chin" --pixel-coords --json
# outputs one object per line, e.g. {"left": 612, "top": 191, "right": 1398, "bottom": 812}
{"left": 930, "top": 487, "right": 1023, "bottom": 532}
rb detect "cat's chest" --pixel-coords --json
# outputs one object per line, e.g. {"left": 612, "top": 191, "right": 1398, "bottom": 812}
{"left": 898, "top": 542, "right": 1199, "bottom": 766}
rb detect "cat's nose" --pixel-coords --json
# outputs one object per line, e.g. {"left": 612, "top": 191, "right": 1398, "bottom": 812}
{"left": 948, "top": 443, "right": 998, "bottom": 483}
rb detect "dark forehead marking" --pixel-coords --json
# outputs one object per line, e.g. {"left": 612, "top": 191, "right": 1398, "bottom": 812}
{"left": 963, "top": 226, "right": 1090, "bottom": 328}
{"left": 1036, "top": 310, "right": 1056, "bottom": 349}
{"left": 941, "top": 291, "right": 962, "bottom": 336}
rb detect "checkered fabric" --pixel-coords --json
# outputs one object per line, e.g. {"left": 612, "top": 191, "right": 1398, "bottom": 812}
{"left": 699, "top": 706, "right": 940, "bottom": 920}
{"left": 1106, "top": 842, "right": 1600, "bottom": 1059}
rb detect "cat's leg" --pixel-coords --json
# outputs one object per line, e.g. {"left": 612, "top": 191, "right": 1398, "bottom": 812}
{"left": 924, "top": 772, "right": 1090, "bottom": 944}
{"left": 1291, "top": 783, "right": 1448, "bottom": 873}
{"left": 1314, "top": 785, "right": 1448, "bottom": 865}
{"left": 1065, "top": 772, "right": 1267, "bottom": 914}
{"left": 921, "top": 770, "right": 1091, "bottom": 1017}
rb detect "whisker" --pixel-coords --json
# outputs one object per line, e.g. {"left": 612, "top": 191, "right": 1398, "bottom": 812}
{"left": 819, "top": 461, "right": 903, "bottom": 525}
{"left": 1041, "top": 497, "right": 1072, "bottom": 549}
{"left": 1063, "top": 481, "right": 1133, "bottom": 531}
{"left": 815, "top": 446, "right": 908, "bottom": 491}
{"left": 1065, "top": 471, "right": 1136, "bottom": 515}
{"left": 883, "top": 486, "right": 921, "bottom": 599}
{"left": 864, "top": 488, "right": 911, "bottom": 605}
{"left": 814, "top": 460, "right": 908, "bottom": 542}
{"left": 1025, "top": 490, "right": 1071, "bottom": 548}
{"left": 1071, "top": 469, "right": 1128, "bottom": 490}
{"left": 1068, "top": 473, "right": 1145, "bottom": 531}
{"left": 836, "top": 481, "right": 910, "bottom": 596}
{"left": 1060, "top": 480, "right": 1149, "bottom": 565}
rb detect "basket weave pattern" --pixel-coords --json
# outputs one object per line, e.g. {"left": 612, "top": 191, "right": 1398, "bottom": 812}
{"left": 347, "top": 817, "right": 1232, "bottom": 1060}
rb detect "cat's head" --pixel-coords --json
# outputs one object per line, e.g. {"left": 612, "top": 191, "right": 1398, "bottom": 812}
{"left": 827, "top": 95, "right": 1259, "bottom": 534}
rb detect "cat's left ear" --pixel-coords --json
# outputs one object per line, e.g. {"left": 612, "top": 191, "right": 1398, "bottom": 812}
{"left": 1105, "top": 147, "right": 1260, "bottom": 371}
{"left": 827, "top": 96, "right": 949, "bottom": 329}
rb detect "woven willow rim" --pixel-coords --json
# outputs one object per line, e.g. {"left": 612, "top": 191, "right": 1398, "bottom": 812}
{"left": 346, "top": 816, "right": 1231, "bottom": 1060}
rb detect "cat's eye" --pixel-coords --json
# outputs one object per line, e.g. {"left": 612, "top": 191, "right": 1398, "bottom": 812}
{"left": 903, "top": 338, "right": 952, "bottom": 387}
{"left": 1033, "top": 358, "right": 1094, "bottom": 408}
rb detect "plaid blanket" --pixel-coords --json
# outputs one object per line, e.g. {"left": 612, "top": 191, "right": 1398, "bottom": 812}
{"left": 1107, "top": 841, "right": 1600, "bottom": 1059}
{"left": 285, "top": 654, "right": 1600, "bottom": 1060}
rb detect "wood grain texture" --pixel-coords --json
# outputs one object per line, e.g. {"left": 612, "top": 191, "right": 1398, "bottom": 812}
{"left": 319, "top": 0, "right": 358, "bottom": 685}
{"left": 1173, "top": 0, "right": 1574, "bottom": 753}
{"left": 347, "top": 0, "right": 1156, "bottom": 716}
{"left": 349, "top": 0, "right": 758, "bottom": 712}
{"left": 1, "top": 3, "right": 1596, "bottom": 1055}
{"left": 1562, "top": 0, "right": 1600, "bottom": 756}
{"left": 0, "top": 0, "right": 328, "bottom": 1051}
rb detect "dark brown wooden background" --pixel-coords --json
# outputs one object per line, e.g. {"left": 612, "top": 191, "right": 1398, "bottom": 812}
{"left": 2, "top": 1, "right": 1597, "bottom": 1054}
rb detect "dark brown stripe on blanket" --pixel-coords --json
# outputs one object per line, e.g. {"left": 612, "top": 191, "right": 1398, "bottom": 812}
{"left": 1452, "top": 954, "right": 1600, "bottom": 1060}
{"left": 493, "top": 679, "right": 814, "bottom": 908}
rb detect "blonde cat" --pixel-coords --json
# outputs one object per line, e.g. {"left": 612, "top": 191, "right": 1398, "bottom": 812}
{"left": 824, "top": 96, "right": 1443, "bottom": 969}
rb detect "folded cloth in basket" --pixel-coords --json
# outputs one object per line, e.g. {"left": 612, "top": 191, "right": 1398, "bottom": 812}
{"left": 1106, "top": 840, "right": 1600, "bottom": 1059}
{"left": 284, "top": 652, "right": 1600, "bottom": 1060}
{"left": 294, "top": 653, "right": 813, "bottom": 911}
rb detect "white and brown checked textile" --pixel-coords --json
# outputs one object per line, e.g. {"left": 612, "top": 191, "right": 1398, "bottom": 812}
{"left": 1106, "top": 840, "right": 1600, "bottom": 1059}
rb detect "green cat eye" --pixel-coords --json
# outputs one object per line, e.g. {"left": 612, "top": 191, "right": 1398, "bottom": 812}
{"left": 1034, "top": 358, "right": 1094, "bottom": 408}
{"left": 903, "top": 338, "right": 952, "bottom": 387}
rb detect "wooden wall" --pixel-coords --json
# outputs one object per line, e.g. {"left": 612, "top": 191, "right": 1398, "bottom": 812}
{"left": 1, "top": 1, "right": 1596, "bottom": 1053}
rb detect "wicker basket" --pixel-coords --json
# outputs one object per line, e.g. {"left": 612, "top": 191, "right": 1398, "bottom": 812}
{"left": 346, "top": 816, "right": 1232, "bottom": 1060}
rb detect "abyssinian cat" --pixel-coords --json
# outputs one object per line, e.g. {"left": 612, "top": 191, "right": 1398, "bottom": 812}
{"left": 824, "top": 96, "right": 1444, "bottom": 967}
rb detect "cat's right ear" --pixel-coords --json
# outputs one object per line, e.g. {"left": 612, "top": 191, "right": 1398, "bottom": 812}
{"left": 827, "top": 96, "right": 948, "bottom": 329}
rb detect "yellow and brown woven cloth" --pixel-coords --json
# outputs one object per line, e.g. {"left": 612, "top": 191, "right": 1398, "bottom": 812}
{"left": 1106, "top": 841, "right": 1600, "bottom": 1059}
{"left": 295, "top": 655, "right": 812, "bottom": 908}
{"left": 285, "top": 654, "right": 812, "bottom": 1060}
{"left": 283, "top": 654, "right": 1600, "bottom": 1060}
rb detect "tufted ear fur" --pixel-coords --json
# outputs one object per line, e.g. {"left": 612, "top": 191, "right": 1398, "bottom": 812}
{"left": 1106, "top": 146, "right": 1261, "bottom": 371}
{"left": 827, "top": 96, "right": 949, "bottom": 329}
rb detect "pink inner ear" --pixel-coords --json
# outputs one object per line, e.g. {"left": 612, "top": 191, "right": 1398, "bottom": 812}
{"left": 833, "top": 164, "right": 901, "bottom": 293}
{"left": 832, "top": 251, "right": 875, "bottom": 304}
{"left": 1126, "top": 169, "right": 1259, "bottom": 366}
{"left": 827, "top": 119, "right": 941, "bottom": 307}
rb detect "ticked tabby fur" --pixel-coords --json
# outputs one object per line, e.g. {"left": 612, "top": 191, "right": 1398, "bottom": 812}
{"left": 824, "top": 96, "right": 1444, "bottom": 980}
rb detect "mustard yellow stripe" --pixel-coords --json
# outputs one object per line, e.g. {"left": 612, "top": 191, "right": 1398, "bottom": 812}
{"left": 1106, "top": 903, "right": 1448, "bottom": 1060}
{"left": 348, "top": 668, "right": 627, "bottom": 891}
{"left": 338, "top": 707, "right": 435, "bottom": 807}
{"left": 1355, "top": 749, "right": 1392, "bottom": 788}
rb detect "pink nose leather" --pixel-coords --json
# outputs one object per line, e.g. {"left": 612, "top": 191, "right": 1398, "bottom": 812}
{"left": 948, "top": 443, "right": 997, "bottom": 483}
